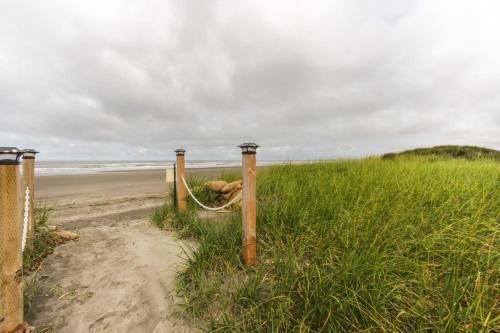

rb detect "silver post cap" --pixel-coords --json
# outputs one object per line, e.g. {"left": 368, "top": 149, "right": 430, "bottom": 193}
{"left": 22, "top": 148, "right": 39, "bottom": 158}
{"left": 175, "top": 149, "right": 186, "bottom": 156}
{"left": 239, "top": 143, "right": 259, "bottom": 154}
{"left": 0, "top": 147, "right": 23, "bottom": 164}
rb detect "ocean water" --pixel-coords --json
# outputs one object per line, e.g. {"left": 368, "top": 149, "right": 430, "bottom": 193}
{"left": 35, "top": 160, "right": 280, "bottom": 176}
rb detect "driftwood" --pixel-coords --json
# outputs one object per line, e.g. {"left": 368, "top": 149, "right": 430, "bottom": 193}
{"left": 203, "top": 180, "right": 243, "bottom": 207}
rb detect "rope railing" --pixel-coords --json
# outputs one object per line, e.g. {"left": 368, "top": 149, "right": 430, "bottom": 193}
{"left": 175, "top": 144, "right": 258, "bottom": 266}
{"left": 181, "top": 175, "right": 240, "bottom": 211}
{"left": 22, "top": 186, "right": 30, "bottom": 252}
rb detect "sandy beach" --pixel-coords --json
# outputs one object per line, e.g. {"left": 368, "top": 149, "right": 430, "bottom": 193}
{"left": 28, "top": 167, "right": 240, "bottom": 332}
{"left": 36, "top": 167, "right": 242, "bottom": 201}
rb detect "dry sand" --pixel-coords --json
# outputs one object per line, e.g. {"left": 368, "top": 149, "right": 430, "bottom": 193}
{"left": 28, "top": 168, "right": 240, "bottom": 333}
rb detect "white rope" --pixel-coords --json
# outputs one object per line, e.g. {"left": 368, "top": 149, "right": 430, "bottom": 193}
{"left": 22, "top": 186, "right": 30, "bottom": 252}
{"left": 181, "top": 175, "right": 241, "bottom": 211}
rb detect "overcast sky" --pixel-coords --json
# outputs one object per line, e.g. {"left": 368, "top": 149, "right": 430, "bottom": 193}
{"left": 1, "top": 0, "right": 499, "bottom": 160}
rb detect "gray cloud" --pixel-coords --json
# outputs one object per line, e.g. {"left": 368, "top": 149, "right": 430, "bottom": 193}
{"left": 1, "top": 0, "right": 499, "bottom": 160}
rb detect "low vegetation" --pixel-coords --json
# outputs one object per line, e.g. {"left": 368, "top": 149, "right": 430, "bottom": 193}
{"left": 23, "top": 207, "right": 58, "bottom": 273}
{"left": 152, "top": 156, "right": 500, "bottom": 332}
{"left": 23, "top": 206, "right": 58, "bottom": 315}
{"left": 382, "top": 145, "right": 500, "bottom": 160}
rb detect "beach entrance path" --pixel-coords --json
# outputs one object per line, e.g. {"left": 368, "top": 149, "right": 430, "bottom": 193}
{"left": 28, "top": 171, "right": 200, "bottom": 332}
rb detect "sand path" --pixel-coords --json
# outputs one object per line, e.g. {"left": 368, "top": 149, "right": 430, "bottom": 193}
{"left": 28, "top": 194, "right": 200, "bottom": 333}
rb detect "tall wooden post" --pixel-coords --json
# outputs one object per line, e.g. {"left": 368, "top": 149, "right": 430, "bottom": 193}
{"left": 173, "top": 163, "right": 177, "bottom": 208}
{"left": 22, "top": 149, "right": 38, "bottom": 252}
{"left": 0, "top": 147, "right": 24, "bottom": 332}
{"left": 175, "top": 149, "right": 187, "bottom": 214}
{"left": 239, "top": 143, "right": 259, "bottom": 266}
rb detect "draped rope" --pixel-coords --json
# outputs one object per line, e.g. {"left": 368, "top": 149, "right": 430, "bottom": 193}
{"left": 181, "top": 175, "right": 241, "bottom": 211}
{"left": 22, "top": 186, "right": 30, "bottom": 251}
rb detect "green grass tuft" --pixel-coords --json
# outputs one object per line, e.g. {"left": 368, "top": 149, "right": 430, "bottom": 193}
{"left": 23, "top": 206, "right": 59, "bottom": 315}
{"left": 23, "top": 207, "right": 58, "bottom": 273}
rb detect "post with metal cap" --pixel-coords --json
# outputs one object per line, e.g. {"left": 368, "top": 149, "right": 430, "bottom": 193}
{"left": 239, "top": 143, "right": 258, "bottom": 266}
{"left": 0, "top": 147, "right": 25, "bottom": 332}
{"left": 22, "top": 149, "right": 39, "bottom": 252}
{"left": 175, "top": 149, "right": 187, "bottom": 214}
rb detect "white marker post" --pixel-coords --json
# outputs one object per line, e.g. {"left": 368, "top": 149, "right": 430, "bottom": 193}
{"left": 165, "top": 167, "right": 175, "bottom": 183}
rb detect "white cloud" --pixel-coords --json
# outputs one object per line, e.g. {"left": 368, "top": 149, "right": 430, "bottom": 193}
{"left": 0, "top": 0, "right": 499, "bottom": 160}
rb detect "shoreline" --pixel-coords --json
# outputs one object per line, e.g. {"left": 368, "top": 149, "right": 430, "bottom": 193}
{"left": 34, "top": 160, "right": 308, "bottom": 178}
{"left": 35, "top": 166, "right": 246, "bottom": 201}
{"left": 35, "top": 166, "right": 244, "bottom": 177}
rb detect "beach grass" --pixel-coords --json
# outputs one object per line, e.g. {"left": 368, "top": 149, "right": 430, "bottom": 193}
{"left": 23, "top": 206, "right": 57, "bottom": 273}
{"left": 152, "top": 157, "right": 500, "bottom": 332}
{"left": 23, "top": 206, "right": 58, "bottom": 315}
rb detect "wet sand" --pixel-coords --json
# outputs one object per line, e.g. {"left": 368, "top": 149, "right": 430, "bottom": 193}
{"left": 37, "top": 167, "right": 242, "bottom": 201}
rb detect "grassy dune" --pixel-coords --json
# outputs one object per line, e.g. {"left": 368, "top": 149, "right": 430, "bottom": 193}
{"left": 383, "top": 145, "right": 500, "bottom": 161}
{"left": 154, "top": 157, "right": 500, "bottom": 332}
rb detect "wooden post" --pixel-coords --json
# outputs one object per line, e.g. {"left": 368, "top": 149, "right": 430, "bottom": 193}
{"left": 175, "top": 149, "right": 187, "bottom": 214}
{"left": 22, "top": 150, "right": 37, "bottom": 252}
{"left": 0, "top": 148, "right": 24, "bottom": 332}
{"left": 173, "top": 163, "right": 177, "bottom": 208}
{"left": 239, "top": 143, "right": 259, "bottom": 266}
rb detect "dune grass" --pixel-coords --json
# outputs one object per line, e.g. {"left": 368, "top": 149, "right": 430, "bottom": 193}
{"left": 153, "top": 157, "right": 500, "bottom": 332}
{"left": 23, "top": 206, "right": 57, "bottom": 273}
{"left": 23, "top": 206, "right": 58, "bottom": 315}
